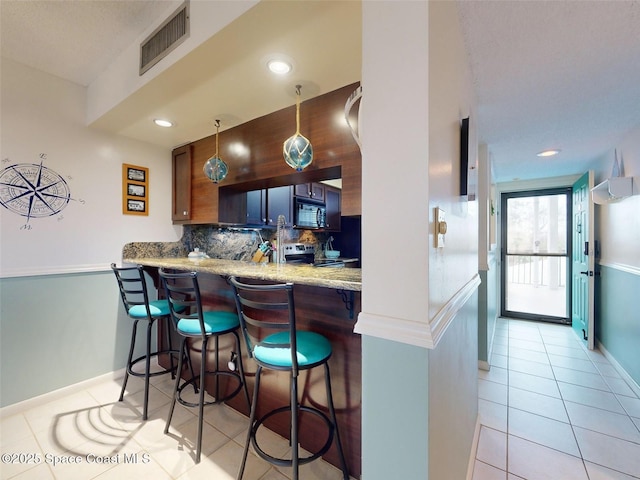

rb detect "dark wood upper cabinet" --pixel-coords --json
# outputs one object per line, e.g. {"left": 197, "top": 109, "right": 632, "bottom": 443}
{"left": 172, "top": 145, "right": 192, "bottom": 222}
{"left": 266, "top": 186, "right": 293, "bottom": 226}
{"left": 245, "top": 189, "right": 267, "bottom": 225}
{"left": 172, "top": 83, "right": 361, "bottom": 225}
{"left": 324, "top": 185, "right": 341, "bottom": 231}
{"left": 244, "top": 186, "right": 293, "bottom": 227}
{"left": 294, "top": 182, "right": 325, "bottom": 202}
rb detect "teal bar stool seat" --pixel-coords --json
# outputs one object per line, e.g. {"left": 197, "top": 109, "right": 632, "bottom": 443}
{"left": 159, "top": 268, "right": 251, "bottom": 463}
{"left": 111, "top": 263, "right": 184, "bottom": 421}
{"left": 229, "top": 277, "right": 349, "bottom": 480}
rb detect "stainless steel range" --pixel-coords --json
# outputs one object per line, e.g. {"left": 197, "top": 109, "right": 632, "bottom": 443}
{"left": 282, "top": 243, "right": 315, "bottom": 264}
{"left": 282, "top": 242, "right": 358, "bottom": 268}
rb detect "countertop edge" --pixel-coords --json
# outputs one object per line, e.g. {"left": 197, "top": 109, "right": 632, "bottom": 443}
{"left": 125, "top": 257, "right": 362, "bottom": 292}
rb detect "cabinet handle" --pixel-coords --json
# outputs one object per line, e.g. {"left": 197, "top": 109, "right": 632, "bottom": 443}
{"left": 183, "top": 211, "right": 188, "bottom": 215}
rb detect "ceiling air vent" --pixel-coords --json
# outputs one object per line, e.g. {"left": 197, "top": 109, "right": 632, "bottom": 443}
{"left": 140, "top": 1, "right": 190, "bottom": 75}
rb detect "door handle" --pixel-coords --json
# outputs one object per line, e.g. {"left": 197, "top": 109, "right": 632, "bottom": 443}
{"left": 580, "top": 271, "right": 594, "bottom": 277}
{"left": 580, "top": 271, "right": 589, "bottom": 275}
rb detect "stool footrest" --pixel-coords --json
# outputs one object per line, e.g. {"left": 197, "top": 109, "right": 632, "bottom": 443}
{"left": 127, "top": 349, "right": 181, "bottom": 378}
{"left": 250, "top": 405, "right": 334, "bottom": 467}
{"left": 176, "top": 370, "right": 244, "bottom": 408}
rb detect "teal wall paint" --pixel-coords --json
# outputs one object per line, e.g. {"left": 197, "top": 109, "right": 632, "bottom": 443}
{"left": 429, "top": 291, "right": 479, "bottom": 480}
{"left": 478, "top": 270, "right": 489, "bottom": 363}
{"left": 597, "top": 265, "right": 640, "bottom": 386}
{"left": 478, "top": 255, "right": 498, "bottom": 365}
{"left": 360, "top": 293, "right": 479, "bottom": 480}
{"left": 361, "top": 335, "right": 429, "bottom": 479}
{"left": 0, "top": 271, "right": 148, "bottom": 407}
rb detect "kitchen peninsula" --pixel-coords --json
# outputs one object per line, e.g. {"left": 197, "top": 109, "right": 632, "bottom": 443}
{"left": 128, "top": 256, "right": 361, "bottom": 292}
{"left": 122, "top": 80, "right": 364, "bottom": 476}
{"left": 123, "top": 249, "right": 362, "bottom": 477}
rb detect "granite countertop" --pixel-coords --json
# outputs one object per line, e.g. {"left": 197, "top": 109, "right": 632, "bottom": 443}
{"left": 125, "top": 257, "right": 362, "bottom": 292}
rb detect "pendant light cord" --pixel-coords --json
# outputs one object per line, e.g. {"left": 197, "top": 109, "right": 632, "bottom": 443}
{"left": 295, "top": 85, "right": 301, "bottom": 135}
{"left": 214, "top": 119, "right": 221, "bottom": 156}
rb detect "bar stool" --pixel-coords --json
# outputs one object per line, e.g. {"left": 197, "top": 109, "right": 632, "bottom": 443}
{"left": 111, "top": 263, "right": 182, "bottom": 421}
{"left": 159, "top": 268, "right": 251, "bottom": 463}
{"left": 229, "top": 277, "right": 349, "bottom": 480}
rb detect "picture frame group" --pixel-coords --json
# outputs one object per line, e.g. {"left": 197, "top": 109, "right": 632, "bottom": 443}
{"left": 122, "top": 164, "right": 149, "bottom": 216}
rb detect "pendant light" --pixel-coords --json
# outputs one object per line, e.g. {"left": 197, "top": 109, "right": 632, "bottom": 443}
{"left": 283, "top": 85, "right": 313, "bottom": 171}
{"left": 203, "top": 119, "right": 228, "bottom": 183}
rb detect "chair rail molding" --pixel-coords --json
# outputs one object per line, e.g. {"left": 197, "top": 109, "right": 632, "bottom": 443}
{"left": 355, "top": 274, "right": 481, "bottom": 349}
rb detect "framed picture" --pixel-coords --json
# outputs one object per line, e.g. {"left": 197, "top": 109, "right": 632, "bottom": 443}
{"left": 127, "top": 183, "right": 145, "bottom": 197}
{"left": 127, "top": 166, "right": 146, "bottom": 182}
{"left": 127, "top": 199, "right": 146, "bottom": 213}
{"left": 122, "top": 164, "right": 148, "bottom": 216}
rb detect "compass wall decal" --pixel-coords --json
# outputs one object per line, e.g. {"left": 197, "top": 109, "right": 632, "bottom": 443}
{"left": 0, "top": 155, "right": 82, "bottom": 227}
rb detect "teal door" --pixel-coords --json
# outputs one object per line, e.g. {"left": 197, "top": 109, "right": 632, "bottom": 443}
{"left": 571, "top": 171, "right": 595, "bottom": 349}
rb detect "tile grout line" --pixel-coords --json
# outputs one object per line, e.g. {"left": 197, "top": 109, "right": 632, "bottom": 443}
{"left": 481, "top": 319, "right": 640, "bottom": 480}
{"left": 536, "top": 322, "right": 592, "bottom": 480}
{"left": 572, "top": 329, "right": 640, "bottom": 437}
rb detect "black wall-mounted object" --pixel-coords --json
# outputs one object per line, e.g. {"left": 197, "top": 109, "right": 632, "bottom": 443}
{"left": 459, "top": 116, "right": 470, "bottom": 196}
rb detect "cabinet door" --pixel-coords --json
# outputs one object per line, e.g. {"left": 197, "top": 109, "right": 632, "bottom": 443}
{"left": 267, "top": 186, "right": 293, "bottom": 226}
{"left": 294, "top": 183, "right": 312, "bottom": 198}
{"left": 325, "top": 185, "right": 341, "bottom": 231}
{"left": 172, "top": 145, "right": 192, "bottom": 222}
{"left": 246, "top": 189, "right": 267, "bottom": 225}
{"left": 310, "top": 182, "right": 325, "bottom": 202}
{"left": 294, "top": 182, "right": 325, "bottom": 202}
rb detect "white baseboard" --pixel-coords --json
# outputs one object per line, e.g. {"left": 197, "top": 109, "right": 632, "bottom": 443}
{"left": 597, "top": 341, "right": 640, "bottom": 398}
{"left": 0, "top": 369, "right": 125, "bottom": 419}
{"left": 466, "top": 417, "right": 482, "bottom": 480}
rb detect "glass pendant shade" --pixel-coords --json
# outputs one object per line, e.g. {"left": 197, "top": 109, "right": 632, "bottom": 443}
{"left": 203, "top": 120, "right": 228, "bottom": 183}
{"left": 284, "top": 134, "right": 313, "bottom": 171}
{"left": 203, "top": 156, "right": 228, "bottom": 184}
{"left": 283, "top": 85, "right": 313, "bottom": 171}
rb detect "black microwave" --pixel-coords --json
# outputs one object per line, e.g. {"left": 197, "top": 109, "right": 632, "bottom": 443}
{"left": 294, "top": 198, "right": 326, "bottom": 229}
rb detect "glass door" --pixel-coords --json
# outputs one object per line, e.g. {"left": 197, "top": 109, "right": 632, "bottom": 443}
{"left": 501, "top": 188, "right": 572, "bottom": 323}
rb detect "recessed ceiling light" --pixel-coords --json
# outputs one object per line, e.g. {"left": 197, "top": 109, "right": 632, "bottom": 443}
{"left": 154, "top": 119, "right": 173, "bottom": 127}
{"left": 537, "top": 149, "right": 560, "bottom": 157}
{"left": 267, "top": 59, "right": 292, "bottom": 75}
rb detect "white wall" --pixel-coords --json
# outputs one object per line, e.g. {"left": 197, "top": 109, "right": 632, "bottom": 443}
{"left": 592, "top": 126, "right": 640, "bottom": 386}
{"left": 594, "top": 127, "right": 640, "bottom": 269}
{"left": 426, "top": 3, "right": 479, "bottom": 478}
{"left": 359, "top": 2, "right": 478, "bottom": 478}
{"left": 87, "top": 0, "right": 257, "bottom": 124}
{"left": 427, "top": 0, "right": 478, "bottom": 319}
{"left": 1, "top": 59, "right": 181, "bottom": 277}
{"left": 0, "top": 59, "right": 180, "bottom": 407}
{"left": 358, "top": 1, "right": 430, "bottom": 331}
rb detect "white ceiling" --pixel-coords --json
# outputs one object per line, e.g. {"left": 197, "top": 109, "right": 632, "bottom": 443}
{"left": 2, "top": 0, "right": 640, "bottom": 183}
{"left": 0, "top": 0, "right": 173, "bottom": 87}
{"left": 458, "top": 0, "right": 640, "bottom": 182}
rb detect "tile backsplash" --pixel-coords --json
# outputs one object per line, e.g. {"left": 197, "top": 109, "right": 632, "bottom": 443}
{"left": 123, "top": 225, "right": 332, "bottom": 261}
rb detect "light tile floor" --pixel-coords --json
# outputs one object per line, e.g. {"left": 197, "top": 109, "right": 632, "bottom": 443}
{"left": 473, "top": 318, "right": 640, "bottom": 480}
{"left": 0, "top": 372, "right": 354, "bottom": 480}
